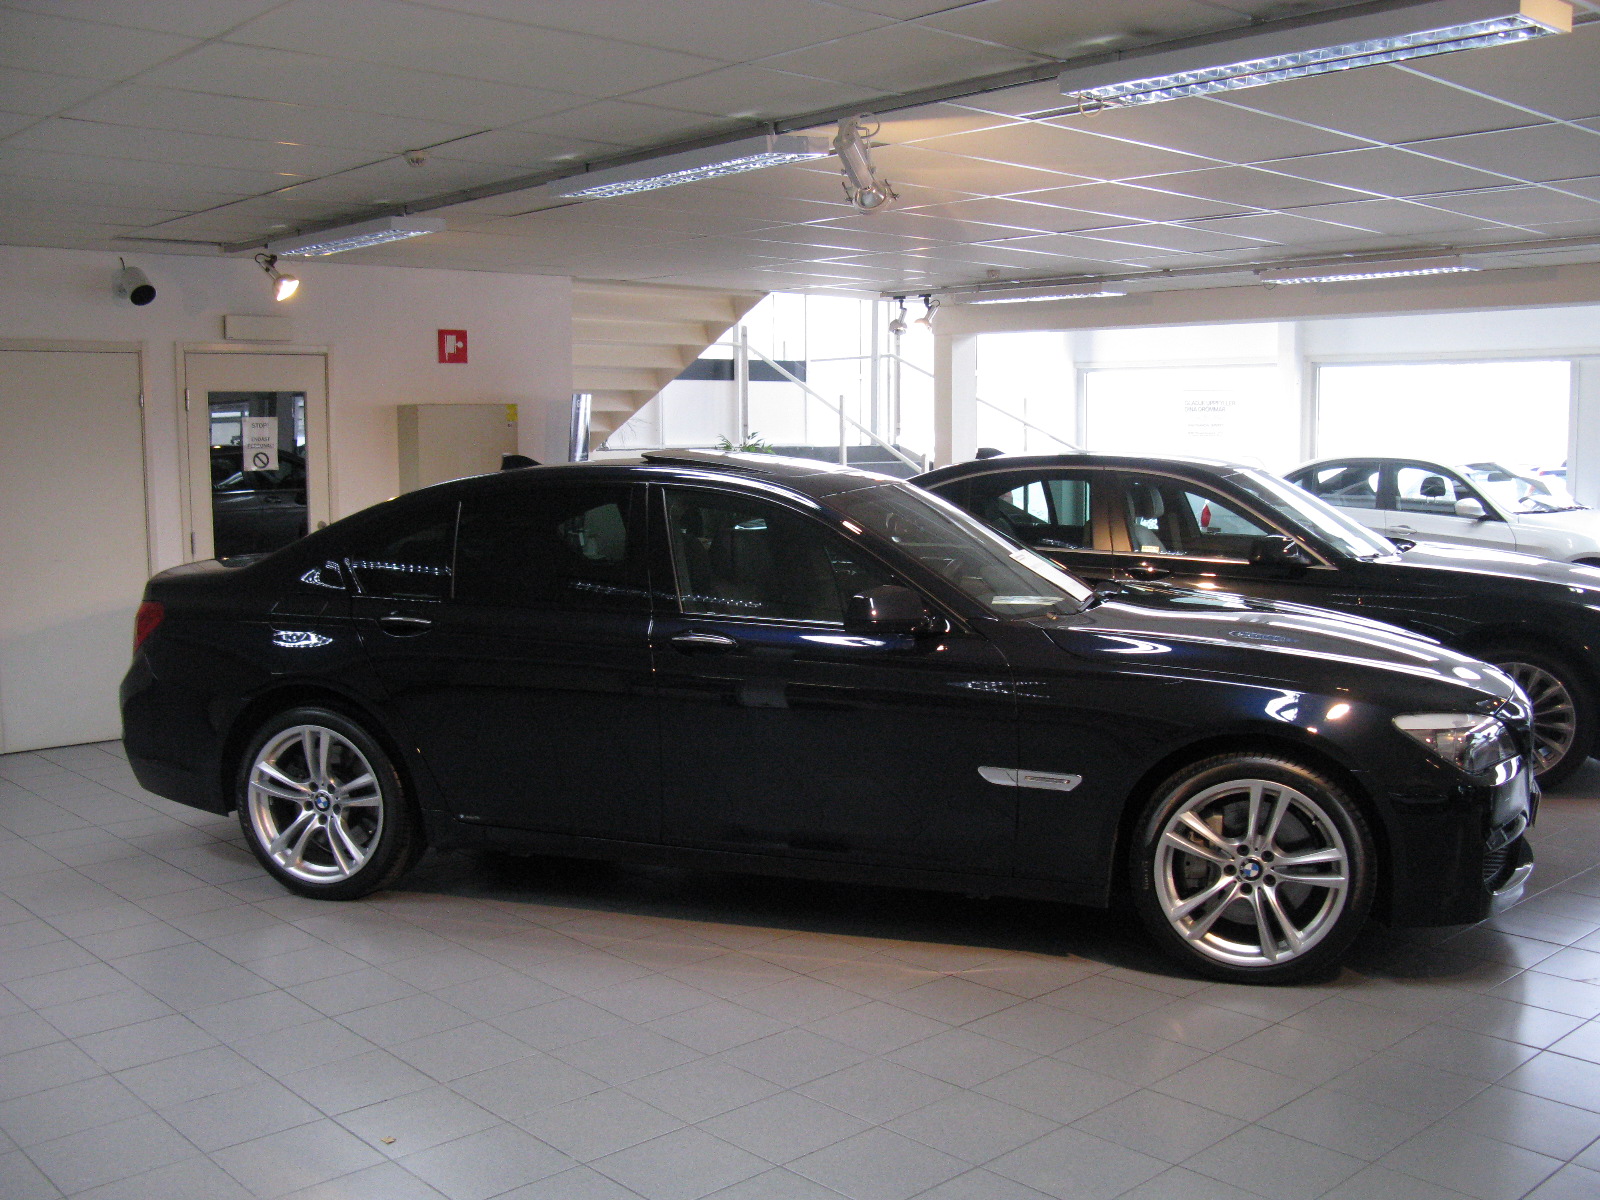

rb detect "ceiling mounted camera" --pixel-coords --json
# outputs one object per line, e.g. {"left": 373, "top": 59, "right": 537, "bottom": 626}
{"left": 114, "top": 259, "right": 155, "bottom": 306}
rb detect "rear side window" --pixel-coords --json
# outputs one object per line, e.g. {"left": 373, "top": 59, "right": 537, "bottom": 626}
{"left": 344, "top": 501, "right": 457, "bottom": 601}
{"left": 962, "top": 472, "right": 1102, "bottom": 550}
{"left": 454, "top": 484, "right": 646, "bottom": 610}
{"left": 1295, "top": 462, "right": 1380, "bottom": 510}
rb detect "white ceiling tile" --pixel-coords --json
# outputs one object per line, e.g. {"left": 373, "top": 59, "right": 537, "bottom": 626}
{"left": 1136, "top": 166, "right": 1370, "bottom": 209}
{"left": 226, "top": 0, "right": 727, "bottom": 92}
{"left": 0, "top": 66, "right": 108, "bottom": 115}
{"left": 426, "top": 129, "right": 618, "bottom": 170}
{"left": 1285, "top": 198, "right": 1512, "bottom": 235}
{"left": 918, "top": 0, "right": 1242, "bottom": 59}
{"left": 517, "top": 101, "right": 739, "bottom": 150}
{"left": 956, "top": 230, "right": 1145, "bottom": 264}
{"left": 62, "top": 85, "right": 480, "bottom": 153}
{"left": 1181, "top": 212, "right": 1384, "bottom": 246}
{"left": 1014, "top": 181, "right": 1253, "bottom": 222}
{"left": 0, "top": 9, "right": 199, "bottom": 78}
{"left": 1072, "top": 223, "right": 1268, "bottom": 253}
{"left": 418, "top": 0, "right": 893, "bottom": 61}
{"left": 1262, "top": 147, "right": 1515, "bottom": 196}
{"left": 1405, "top": 23, "right": 1600, "bottom": 121}
{"left": 1553, "top": 175, "right": 1600, "bottom": 202}
{"left": 746, "top": 225, "right": 933, "bottom": 254}
{"left": 831, "top": 2, "right": 994, "bottom": 19}
{"left": 758, "top": 23, "right": 1044, "bottom": 92}
{"left": 1, "top": 196, "right": 186, "bottom": 226}
{"left": 1421, "top": 186, "right": 1600, "bottom": 226}
{"left": 869, "top": 142, "right": 1081, "bottom": 194}
{"left": 871, "top": 104, "right": 1021, "bottom": 144}
{"left": 1051, "top": 97, "right": 1367, "bottom": 163}
{"left": 0, "top": 110, "right": 35, "bottom": 137}
{"left": 954, "top": 79, "right": 1077, "bottom": 119}
{"left": 916, "top": 122, "right": 1217, "bottom": 180}
{"left": 1404, "top": 125, "right": 1600, "bottom": 185}
{"left": 5, "top": 0, "right": 285, "bottom": 37}
{"left": 808, "top": 209, "right": 1044, "bottom": 242}
{"left": 6, "top": 117, "right": 373, "bottom": 176}
{"left": 138, "top": 43, "right": 584, "bottom": 125}
{"left": 268, "top": 157, "right": 514, "bottom": 206}
{"left": 899, "top": 194, "right": 1134, "bottom": 232}
{"left": 1226, "top": 65, "right": 1537, "bottom": 143}
{"left": 620, "top": 65, "right": 894, "bottom": 120}
{"left": 0, "top": 146, "right": 297, "bottom": 194}
{"left": 0, "top": 170, "right": 243, "bottom": 210}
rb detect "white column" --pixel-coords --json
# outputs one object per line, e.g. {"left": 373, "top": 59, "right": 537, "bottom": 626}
{"left": 1569, "top": 357, "right": 1600, "bottom": 507}
{"left": 1278, "top": 321, "right": 1313, "bottom": 465}
{"left": 934, "top": 331, "right": 978, "bottom": 467}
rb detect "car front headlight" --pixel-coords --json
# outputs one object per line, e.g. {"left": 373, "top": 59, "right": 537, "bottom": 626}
{"left": 1394, "top": 713, "right": 1518, "bottom": 775}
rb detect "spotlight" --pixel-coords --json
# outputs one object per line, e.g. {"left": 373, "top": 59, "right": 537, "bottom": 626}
{"left": 114, "top": 259, "right": 155, "bottom": 306}
{"left": 254, "top": 253, "right": 300, "bottom": 302}
{"left": 887, "top": 297, "right": 909, "bottom": 336}
{"left": 913, "top": 295, "right": 938, "bottom": 330}
{"left": 834, "top": 115, "right": 897, "bottom": 214}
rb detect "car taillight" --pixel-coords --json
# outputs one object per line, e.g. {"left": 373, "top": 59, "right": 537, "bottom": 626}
{"left": 134, "top": 601, "right": 164, "bottom": 651}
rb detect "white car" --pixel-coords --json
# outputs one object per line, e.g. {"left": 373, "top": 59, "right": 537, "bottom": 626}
{"left": 1287, "top": 457, "right": 1600, "bottom": 564}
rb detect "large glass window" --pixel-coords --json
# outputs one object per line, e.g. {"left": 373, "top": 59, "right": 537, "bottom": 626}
{"left": 664, "top": 489, "right": 895, "bottom": 624}
{"left": 1084, "top": 365, "right": 1296, "bottom": 471}
{"left": 454, "top": 485, "right": 646, "bottom": 610}
{"left": 1316, "top": 360, "right": 1570, "bottom": 472}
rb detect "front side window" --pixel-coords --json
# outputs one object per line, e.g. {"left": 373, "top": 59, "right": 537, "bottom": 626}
{"left": 454, "top": 485, "right": 645, "bottom": 610}
{"left": 1395, "top": 466, "right": 1475, "bottom": 516}
{"left": 1294, "top": 462, "right": 1380, "bottom": 510}
{"left": 964, "top": 473, "right": 1101, "bottom": 550}
{"left": 344, "top": 502, "right": 457, "bottom": 601}
{"left": 665, "top": 489, "right": 896, "bottom": 623}
{"left": 1120, "top": 476, "right": 1273, "bottom": 560}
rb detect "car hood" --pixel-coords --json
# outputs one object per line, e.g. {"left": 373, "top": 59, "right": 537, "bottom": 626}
{"left": 1393, "top": 541, "right": 1600, "bottom": 591}
{"left": 1037, "top": 582, "right": 1519, "bottom": 704}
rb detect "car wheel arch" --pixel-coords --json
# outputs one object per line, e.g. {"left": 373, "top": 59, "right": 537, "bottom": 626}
{"left": 1107, "top": 730, "right": 1394, "bottom": 919}
{"left": 1451, "top": 627, "right": 1600, "bottom": 696}
{"left": 218, "top": 683, "right": 433, "bottom": 817}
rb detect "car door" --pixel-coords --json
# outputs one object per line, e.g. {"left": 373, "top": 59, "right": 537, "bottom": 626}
{"left": 927, "top": 469, "right": 1124, "bottom": 583}
{"left": 651, "top": 482, "right": 1021, "bottom": 875}
{"left": 1387, "top": 462, "right": 1517, "bottom": 552}
{"left": 348, "top": 482, "right": 659, "bottom": 839}
{"left": 1289, "top": 460, "right": 1386, "bottom": 539}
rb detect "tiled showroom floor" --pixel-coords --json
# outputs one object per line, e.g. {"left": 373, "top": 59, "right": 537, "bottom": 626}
{"left": 3, "top": 744, "right": 1600, "bottom": 1200}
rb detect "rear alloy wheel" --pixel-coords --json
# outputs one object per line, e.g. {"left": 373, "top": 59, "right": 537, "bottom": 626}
{"left": 1131, "top": 755, "right": 1375, "bottom": 984}
{"left": 1481, "top": 645, "right": 1593, "bottom": 788}
{"left": 238, "top": 706, "right": 422, "bottom": 899}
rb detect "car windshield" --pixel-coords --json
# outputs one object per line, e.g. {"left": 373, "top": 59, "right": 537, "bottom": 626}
{"left": 1229, "top": 468, "right": 1399, "bottom": 561}
{"left": 1461, "top": 462, "right": 1583, "bottom": 514}
{"left": 830, "top": 483, "right": 1094, "bottom": 617}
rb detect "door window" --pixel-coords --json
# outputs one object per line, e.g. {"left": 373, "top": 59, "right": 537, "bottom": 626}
{"left": 664, "top": 489, "right": 896, "bottom": 623}
{"left": 1294, "top": 462, "right": 1381, "bottom": 510}
{"left": 1120, "top": 476, "right": 1274, "bottom": 560}
{"left": 454, "top": 485, "right": 646, "bottom": 610}
{"left": 964, "top": 473, "right": 1101, "bottom": 550}
{"left": 1395, "top": 466, "right": 1475, "bottom": 516}
{"left": 344, "top": 502, "right": 457, "bottom": 601}
{"left": 208, "top": 390, "right": 309, "bottom": 557}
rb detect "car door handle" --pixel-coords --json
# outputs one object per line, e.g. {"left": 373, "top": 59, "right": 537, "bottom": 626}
{"left": 1392, "top": 524, "right": 1416, "bottom": 531}
{"left": 669, "top": 631, "right": 738, "bottom": 653}
{"left": 378, "top": 613, "right": 433, "bottom": 635}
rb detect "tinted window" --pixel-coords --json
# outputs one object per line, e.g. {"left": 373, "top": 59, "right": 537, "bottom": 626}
{"left": 1396, "top": 466, "right": 1472, "bottom": 515}
{"left": 1295, "top": 462, "right": 1380, "bottom": 510}
{"left": 454, "top": 485, "right": 645, "bottom": 610}
{"left": 345, "top": 502, "right": 456, "bottom": 600}
{"left": 1121, "top": 476, "right": 1272, "bottom": 560}
{"left": 964, "top": 472, "right": 1102, "bottom": 550}
{"left": 665, "top": 489, "right": 895, "bottom": 623}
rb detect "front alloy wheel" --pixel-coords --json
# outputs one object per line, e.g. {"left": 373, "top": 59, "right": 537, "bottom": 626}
{"left": 238, "top": 707, "right": 422, "bottom": 899}
{"left": 1490, "top": 656, "right": 1584, "bottom": 785}
{"left": 1132, "top": 755, "right": 1374, "bottom": 983}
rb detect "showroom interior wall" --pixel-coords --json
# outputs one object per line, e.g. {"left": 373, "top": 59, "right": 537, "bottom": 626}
{"left": 0, "top": 244, "right": 573, "bottom": 572}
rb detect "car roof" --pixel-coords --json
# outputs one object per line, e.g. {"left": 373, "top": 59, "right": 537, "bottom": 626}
{"left": 915, "top": 451, "right": 1245, "bottom": 485}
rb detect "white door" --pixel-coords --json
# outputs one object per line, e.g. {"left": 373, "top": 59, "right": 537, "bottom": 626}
{"left": 0, "top": 347, "right": 148, "bottom": 752}
{"left": 1387, "top": 464, "right": 1519, "bottom": 552}
{"left": 184, "top": 351, "right": 329, "bottom": 561}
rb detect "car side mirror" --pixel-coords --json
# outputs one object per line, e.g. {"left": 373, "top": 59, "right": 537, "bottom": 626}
{"left": 1455, "top": 498, "right": 1488, "bottom": 520}
{"left": 845, "top": 585, "right": 944, "bottom": 635}
{"left": 1249, "top": 535, "right": 1311, "bottom": 574}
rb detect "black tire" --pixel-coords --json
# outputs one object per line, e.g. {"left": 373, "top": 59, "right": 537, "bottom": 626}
{"left": 1129, "top": 753, "right": 1376, "bottom": 985}
{"left": 236, "top": 706, "right": 424, "bottom": 900}
{"left": 1479, "top": 643, "right": 1595, "bottom": 789}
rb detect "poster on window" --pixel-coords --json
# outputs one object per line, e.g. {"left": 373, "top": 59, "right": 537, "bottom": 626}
{"left": 241, "top": 416, "right": 278, "bottom": 472}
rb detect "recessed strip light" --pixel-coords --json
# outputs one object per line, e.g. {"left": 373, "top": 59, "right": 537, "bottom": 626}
{"left": 549, "top": 134, "right": 832, "bottom": 200}
{"left": 266, "top": 217, "right": 446, "bottom": 257}
{"left": 964, "top": 288, "right": 1127, "bottom": 304}
{"left": 1257, "top": 255, "right": 1479, "bottom": 284}
{"left": 1059, "top": 0, "right": 1572, "bottom": 108}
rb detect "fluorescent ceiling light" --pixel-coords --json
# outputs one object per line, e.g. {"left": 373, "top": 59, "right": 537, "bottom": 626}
{"left": 550, "top": 134, "right": 832, "bottom": 200}
{"left": 964, "top": 287, "right": 1127, "bottom": 304}
{"left": 1059, "top": 0, "right": 1572, "bottom": 108}
{"left": 266, "top": 216, "right": 446, "bottom": 257}
{"left": 1257, "top": 255, "right": 1478, "bottom": 284}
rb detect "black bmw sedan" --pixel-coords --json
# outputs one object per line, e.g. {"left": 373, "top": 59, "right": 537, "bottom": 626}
{"left": 917, "top": 453, "right": 1600, "bottom": 788}
{"left": 124, "top": 452, "right": 1534, "bottom": 984}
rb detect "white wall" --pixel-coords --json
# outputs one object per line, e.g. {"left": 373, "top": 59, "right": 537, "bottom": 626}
{"left": 0, "top": 245, "right": 572, "bottom": 570}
